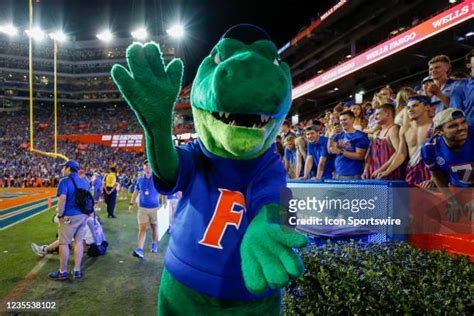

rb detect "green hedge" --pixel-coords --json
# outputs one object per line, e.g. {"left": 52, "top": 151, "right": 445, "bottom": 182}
{"left": 284, "top": 241, "right": 473, "bottom": 315}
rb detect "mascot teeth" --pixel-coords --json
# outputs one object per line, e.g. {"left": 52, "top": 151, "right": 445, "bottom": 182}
{"left": 260, "top": 114, "right": 270, "bottom": 123}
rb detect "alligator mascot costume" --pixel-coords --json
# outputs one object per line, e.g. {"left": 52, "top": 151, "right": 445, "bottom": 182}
{"left": 112, "top": 24, "right": 308, "bottom": 315}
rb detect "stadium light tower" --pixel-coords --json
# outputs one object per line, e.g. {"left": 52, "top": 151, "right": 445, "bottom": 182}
{"left": 97, "top": 30, "right": 113, "bottom": 42}
{"left": 0, "top": 24, "right": 18, "bottom": 36}
{"left": 166, "top": 24, "right": 185, "bottom": 39}
{"left": 25, "top": 27, "right": 46, "bottom": 41}
{"left": 49, "top": 30, "right": 67, "bottom": 42}
{"left": 131, "top": 27, "right": 148, "bottom": 40}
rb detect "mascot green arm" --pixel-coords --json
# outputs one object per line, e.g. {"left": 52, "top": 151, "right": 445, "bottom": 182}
{"left": 241, "top": 204, "right": 308, "bottom": 294}
{"left": 111, "top": 43, "right": 182, "bottom": 183}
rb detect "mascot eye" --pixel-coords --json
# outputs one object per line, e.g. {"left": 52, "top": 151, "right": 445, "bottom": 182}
{"left": 273, "top": 58, "right": 279, "bottom": 66}
{"left": 214, "top": 53, "right": 221, "bottom": 64}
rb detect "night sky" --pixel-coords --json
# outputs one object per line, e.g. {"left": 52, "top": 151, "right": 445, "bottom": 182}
{"left": 0, "top": 0, "right": 335, "bottom": 82}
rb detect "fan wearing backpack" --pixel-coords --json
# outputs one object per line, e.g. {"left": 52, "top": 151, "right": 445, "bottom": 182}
{"left": 49, "top": 160, "right": 91, "bottom": 281}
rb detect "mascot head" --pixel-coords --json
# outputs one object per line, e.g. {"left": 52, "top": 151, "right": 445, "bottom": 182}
{"left": 191, "top": 24, "right": 292, "bottom": 159}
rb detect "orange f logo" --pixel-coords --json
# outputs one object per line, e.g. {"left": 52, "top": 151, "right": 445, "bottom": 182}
{"left": 199, "top": 189, "right": 247, "bottom": 249}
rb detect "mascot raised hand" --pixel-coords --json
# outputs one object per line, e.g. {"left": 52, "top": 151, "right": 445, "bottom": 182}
{"left": 112, "top": 24, "right": 307, "bottom": 315}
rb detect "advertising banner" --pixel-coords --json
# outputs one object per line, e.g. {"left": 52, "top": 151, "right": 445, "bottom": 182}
{"left": 292, "top": 0, "right": 474, "bottom": 99}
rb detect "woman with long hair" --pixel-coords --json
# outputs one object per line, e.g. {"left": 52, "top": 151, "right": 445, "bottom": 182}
{"left": 394, "top": 87, "right": 416, "bottom": 126}
{"left": 351, "top": 103, "right": 368, "bottom": 131}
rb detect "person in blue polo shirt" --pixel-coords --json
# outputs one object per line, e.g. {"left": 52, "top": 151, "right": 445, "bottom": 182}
{"left": 128, "top": 160, "right": 160, "bottom": 258}
{"left": 49, "top": 160, "right": 90, "bottom": 281}
{"left": 450, "top": 49, "right": 474, "bottom": 127}
{"left": 329, "top": 110, "right": 370, "bottom": 179}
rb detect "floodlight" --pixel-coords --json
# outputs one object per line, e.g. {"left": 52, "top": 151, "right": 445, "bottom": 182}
{"left": 49, "top": 31, "right": 67, "bottom": 42}
{"left": 166, "top": 24, "right": 185, "bottom": 38}
{"left": 131, "top": 27, "right": 148, "bottom": 40}
{"left": 97, "top": 30, "right": 113, "bottom": 42}
{"left": 0, "top": 24, "right": 18, "bottom": 36}
{"left": 25, "top": 27, "right": 45, "bottom": 41}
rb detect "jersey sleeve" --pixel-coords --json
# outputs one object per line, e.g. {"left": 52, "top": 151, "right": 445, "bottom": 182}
{"left": 306, "top": 142, "right": 313, "bottom": 157}
{"left": 449, "top": 80, "right": 466, "bottom": 110}
{"left": 57, "top": 178, "right": 67, "bottom": 197}
{"left": 421, "top": 141, "right": 437, "bottom": 170}
{"left": 284, "top": 148, "right": 290, "bottom": 161}
{"left": 152, "top": 142, "right": 198, "bottom": 195}
{"left": 135, "top": 179, "right": 141, "bottom": 192}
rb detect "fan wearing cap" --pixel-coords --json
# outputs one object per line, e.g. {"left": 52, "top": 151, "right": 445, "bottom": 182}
{"left": 48, "top": 160, "right": 90, "bottom": 281}
{"left": 112, "top": 24, "right": 307, "bottom": 314}
{"left": 421, "top": 108, "right": 473, "bottom": 188}
{"left": 128, "top": 159, "right": 161, "bottom": 258}
{"left": 421, "top": 109, "right": 473, "bottom": 221}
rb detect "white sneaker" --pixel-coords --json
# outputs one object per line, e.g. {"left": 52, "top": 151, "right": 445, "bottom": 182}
{"left": 31, "top": 243, "right": 46, "bottom": 257}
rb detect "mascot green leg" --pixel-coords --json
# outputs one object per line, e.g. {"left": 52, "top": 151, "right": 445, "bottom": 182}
{"left": 158, "top": 268, "right": 280, "bottom": 316}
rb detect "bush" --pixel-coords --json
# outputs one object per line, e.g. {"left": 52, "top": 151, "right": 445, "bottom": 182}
{"left": 284, "top": 241, "right": 473, "bottom": 315}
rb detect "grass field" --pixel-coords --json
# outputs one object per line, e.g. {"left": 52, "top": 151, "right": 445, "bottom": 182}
{"left": 0, "top": 197, "right": 168, "bottom": 315}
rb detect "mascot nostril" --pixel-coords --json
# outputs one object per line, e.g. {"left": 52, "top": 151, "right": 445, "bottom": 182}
{"left": 112, "top": 23, "right": 307, "bottom": 315}
{"left": 220, "top": 68, "right": 229, "bottom": 78}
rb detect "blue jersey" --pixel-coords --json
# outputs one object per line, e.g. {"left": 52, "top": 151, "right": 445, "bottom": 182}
{"left": 450, "top": 78, "right": 474, "bottom": 127}
{"left": 307, "top": 136, "right": 334, "bottom": 179}
{"left": 136, "top": 175, "right": 160, "bottom": 208}
{"left": 153, "top": 140, "right": 287, "bottom": 300}
{"left": 421, "top": 127, "right": 474, "bottom": 187}
{"left": 333, "top": 131, "right": 370, "bottom": 176}
{"left": 284, "top": 147, "right": 296, "bottom": 167}
{"left": 57, "top": 173, "right": 90, "bottom": 216}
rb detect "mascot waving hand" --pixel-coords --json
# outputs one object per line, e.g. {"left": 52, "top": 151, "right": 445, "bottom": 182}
{"left": 112, "top": 24, "right": 308, "bottom": 316}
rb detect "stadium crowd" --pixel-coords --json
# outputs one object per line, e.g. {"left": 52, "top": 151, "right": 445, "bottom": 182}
{"left": 280, "top": 51, "right": 473, "bottom": 192}
{"left": 0, "top": 103, "right": 193, "bottom": 187}
{"left": 1, "top": 51, "right": 472, "bottom": 194}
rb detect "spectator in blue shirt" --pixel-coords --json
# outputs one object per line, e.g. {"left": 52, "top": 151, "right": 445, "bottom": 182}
{"left": 92, "top": 172, "right": 103, "bottom": 211}
{"left": 329, "top": 111, "right": 370, "bottom": 179}
{"left": 283, "top": 136, "right": 297, "bottom": 178}
{"left": 450, "top": 49, "right": 474, "bottom": 127}
{"left": 426, "top": 55, "right": 456, "bottom": 114}
{"left": 49, "top": 160, "right": 90, "bottom": 281}
{"left": 301, "top": 124, "right": 334, "bottom": 180}
{"left": 128, "top": 160, "right": 161, "bottom": 258}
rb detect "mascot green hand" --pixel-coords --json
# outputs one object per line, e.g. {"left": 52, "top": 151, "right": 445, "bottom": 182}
{"left": 111, "top": 43, "right": 182, "bottom": 183}
{"left": 112, "top": 24, "right": 308, "bottom": 316}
